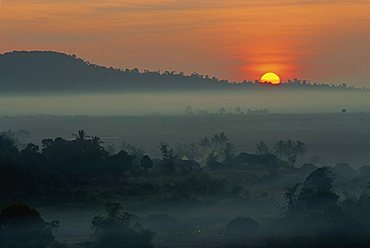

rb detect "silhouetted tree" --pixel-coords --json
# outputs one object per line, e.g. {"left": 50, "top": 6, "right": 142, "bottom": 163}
{"left": 234, "top": 106, "right": 242, "bottom": 114}
{"left": 218, "top": 132, "right": 229, "bottom": 145}
{"left": 159, "top": 142, "right": 175, "bottom": 161}
{"left": 185, "top": 105, "right": 193, "bottom": 115}
{"left": 212, "top": 132, "right": 229, "bottom": 149}
{"left": 199, "top": 137, "right": 211, "bottom": 150}
{"left": 105, "top": 150, "right": 135, "bottom": 179}
{"left": 222, "top": 142, "right": 235, "bottom": 164}
{"left": 141, "top": 155, "right": 153, "bottom": 170}
{"left": 91, "top": 136, "right": 103, "bottom": 146}
{"left": 218, "top": 107, "right": 226, "bottom": 115}
{"left": 294, "top": 141, "right": 307, "bottom": 159}
{"left": 274, "top": 140, "right": 307, "bottom": 166}
{"left": 121, "top": 142, "right": 146, "bottom": 159}
{"left": 159, "top": 142, "right": 176, "bottom": 174}
{"left": 274, "top": 140, "right": 287, "bottom": 159}
{"left": 0, "top": 134, "right": 23, "bottom": 190}
{"left": 212, "top": 134, "right": 221, "bottom": 147}
{"left": 224, "top": 217, "right": 260, "bottom": 243}
{"left": 0, "top": 133, "right": 19, "bottom": 159}
{"left": 256, "top": 141, "right": 269, "bottom": 155}
{"left": 206, "top": 151, "right": 221, "bottom": 168}
{"left": 73, "top": 129, "right": 89, "bottom": 141}
{"left": 91, "top": 202, "right": 154, "bottom": 248}
{"left": 0, "top": 204, "right": 57, "bottom": 248}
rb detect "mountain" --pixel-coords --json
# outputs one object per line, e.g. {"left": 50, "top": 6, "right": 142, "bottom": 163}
{"left": 0, "top": 51, "right": 231, "bottom": 93}
{"left": 0, "top": 51, "right": 362, "bottom": 93}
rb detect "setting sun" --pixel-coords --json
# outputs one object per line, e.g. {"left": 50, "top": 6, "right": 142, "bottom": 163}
{"left": 261, "top": 72, "right": 281, "bottom": 85}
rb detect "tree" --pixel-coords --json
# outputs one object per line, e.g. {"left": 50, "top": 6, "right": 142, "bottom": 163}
{"left": 92, "top": 202, "right": 154, "bottom": 248}
{"left": 0, "top": 204, "right": 57, "bottom": 248}
{"left": 224, "top": 217, "right": 260, "bottom": 242}
{"left": 274, "top": 140, "right": 307, "bottom": 166}
{"left": 294, "top": 141, "right": 306, "bottom": 157}
{"left": 206, "top": 152, "right": 220, "bottom": 168}
{"left": 222, "top": 142, "right": 235, "bottom": 164}
{"left": 274, "top": 140, "right": 286, "bottom": 159}
{"left": 211, "top": 134, "right": 221, "bottom": 147}
{"left": 159, "top": 142, "right": 176, "bottom": 174}
{"left": 0, "top": 134, "right": 22, "bottom": 189}
{"left": 218, "top": 132, "right": 229, "bottom": 145}
{"left": 106, "top": 150, "right": 135, "bottom": 179}
{"left": 121, "top": 142, "right": 146, "bottom": 159}
{"left": 141, "top": 155, "right": 153, "bottom": 170}
{"left": 284, "top": 183, "right": 303, "bottom": 214}
{"left": 269, "top": 168, "right": 344, "bottom": 248}
{"left": 185, "top": 105, "right": 193, "bottom": 115}
{"left": 255, "top": 141, "right": 269, "bottom": 155}
{"left": 187, "top": 142, "right": 200, "bottom": 160}
{"left": 218, "top": 107, "right": 226, "bottom": 115}
{"left": 159, "top": 142, "right": 175, "bottom": 161}
{"left": 0, "top": 133, "right": 19, "bottom": 159}
{"left": 91, "top": 136, "right": 103, "bottom": 146}
{"left": 73, "top": 129, "right": 89, "bottom": 141}
{"left": 234, "top": 106, "right": 242, "bottom": 114}
{"left": 212, "top": 132, "right": 229, "bottom": 148}
{"left": 23, "top": 143, "right": 39, "bottom": 153}
{"left": 287, "top": 168, "right": 339, "bottom": 214}
{"left": 199, "top": 137, "right": 211, "bottom": 150}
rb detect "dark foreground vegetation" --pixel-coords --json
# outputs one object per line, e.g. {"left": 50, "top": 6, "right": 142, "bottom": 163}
{"left": 1, "top": 130, "right": 370, "bottom": 247}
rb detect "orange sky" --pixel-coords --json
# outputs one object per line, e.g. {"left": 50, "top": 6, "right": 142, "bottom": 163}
{"left": 1, "top": 0, "right": 369, "bottom": 85}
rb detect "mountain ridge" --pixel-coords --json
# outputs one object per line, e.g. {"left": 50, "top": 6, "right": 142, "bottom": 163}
{"left": 0, "top": 51, "right": 366, "bottom": 93}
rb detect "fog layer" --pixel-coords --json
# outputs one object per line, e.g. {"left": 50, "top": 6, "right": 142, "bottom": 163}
{"left": 0, "top": 90, "right": 369, "bottom": 116}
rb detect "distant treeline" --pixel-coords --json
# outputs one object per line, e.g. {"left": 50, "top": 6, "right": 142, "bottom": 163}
{"left": 0, "top": 51, "right": 366, "bottom": 93}
{"left": 0, "top": 129, "right": 297, "bottom": 206}
{"left": 1, "top": 128, "right": 370, "bottom": 207}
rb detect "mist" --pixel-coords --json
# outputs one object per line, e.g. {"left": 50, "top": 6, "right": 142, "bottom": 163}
{"left": 0, "top": 89, "right": 369, "bottom": 116}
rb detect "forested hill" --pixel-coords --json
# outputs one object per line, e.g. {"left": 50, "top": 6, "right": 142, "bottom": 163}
{"left": 0, "top": 51, "right": 362, "bottom": 93}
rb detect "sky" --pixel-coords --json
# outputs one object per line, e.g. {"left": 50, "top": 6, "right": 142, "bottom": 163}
{"left": 0, "top": 0, "right": 369, "bottom": 86}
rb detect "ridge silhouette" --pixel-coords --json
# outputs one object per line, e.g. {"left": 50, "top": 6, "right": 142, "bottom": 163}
{"left": 0, "top": 51, "right": 363, "bottom": 93}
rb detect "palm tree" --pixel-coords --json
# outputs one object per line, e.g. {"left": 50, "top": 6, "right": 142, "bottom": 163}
{"left": 218, "top": 132, "right": 229, "bottom": 145}
{"left": 284, "top": 183, "right": 303, "bottom": 211}
{"left": 222, "top": 142, "right": 235, "bottom": 163}
{"left": 274, "top": 140, "right": 286, "bottom": 159}
{"left": 73, "top": 130, "right": 89, "bottom": 141}
{"left": 255, "top": 141, "right": 269, "bottom": 155}
{"left": 159, "top": 142, "right": 175, "bottom": 160}
{"left": 293, "top": 140, "right": 307, "bottom": 159}
{"left": 286, "top": 140, "right": 295, "bottom": 154}
{"left": 91, "top": 136, "right": 103, "bottom": 146}
{"left": 188, "top": 142, "right": 199, "bottom": 160}
{"left": 218, "top": 107, "right": 226, "bottom": 115}
{"left": 212, "top": 134, "right": 221, "bottom": 147}
{"left": 199, "top": 137, "right": 211, "bottom": 149}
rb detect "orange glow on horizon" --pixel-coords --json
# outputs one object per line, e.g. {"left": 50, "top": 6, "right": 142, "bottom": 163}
{"left": 1, "top": 0, "right": 369, "bottom": 85}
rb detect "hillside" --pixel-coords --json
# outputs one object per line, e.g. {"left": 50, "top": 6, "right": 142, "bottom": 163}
{"left": 0, "top": 51, "right": 362, "bottom": 93}
{"left": 0, "top": 51, "right": 232, "bottom": 92}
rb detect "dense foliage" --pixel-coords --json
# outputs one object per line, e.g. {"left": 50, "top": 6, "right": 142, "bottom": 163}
{"left": 2, "top": 129, "right": 370, "bottom": 247}
{"left": 0, "top": 204, "right": 57, "bottom": 248}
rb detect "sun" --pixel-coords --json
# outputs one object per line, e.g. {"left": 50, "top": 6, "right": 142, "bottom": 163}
{"left": 260, "top": 72, "right": 281, "bottom": 85}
